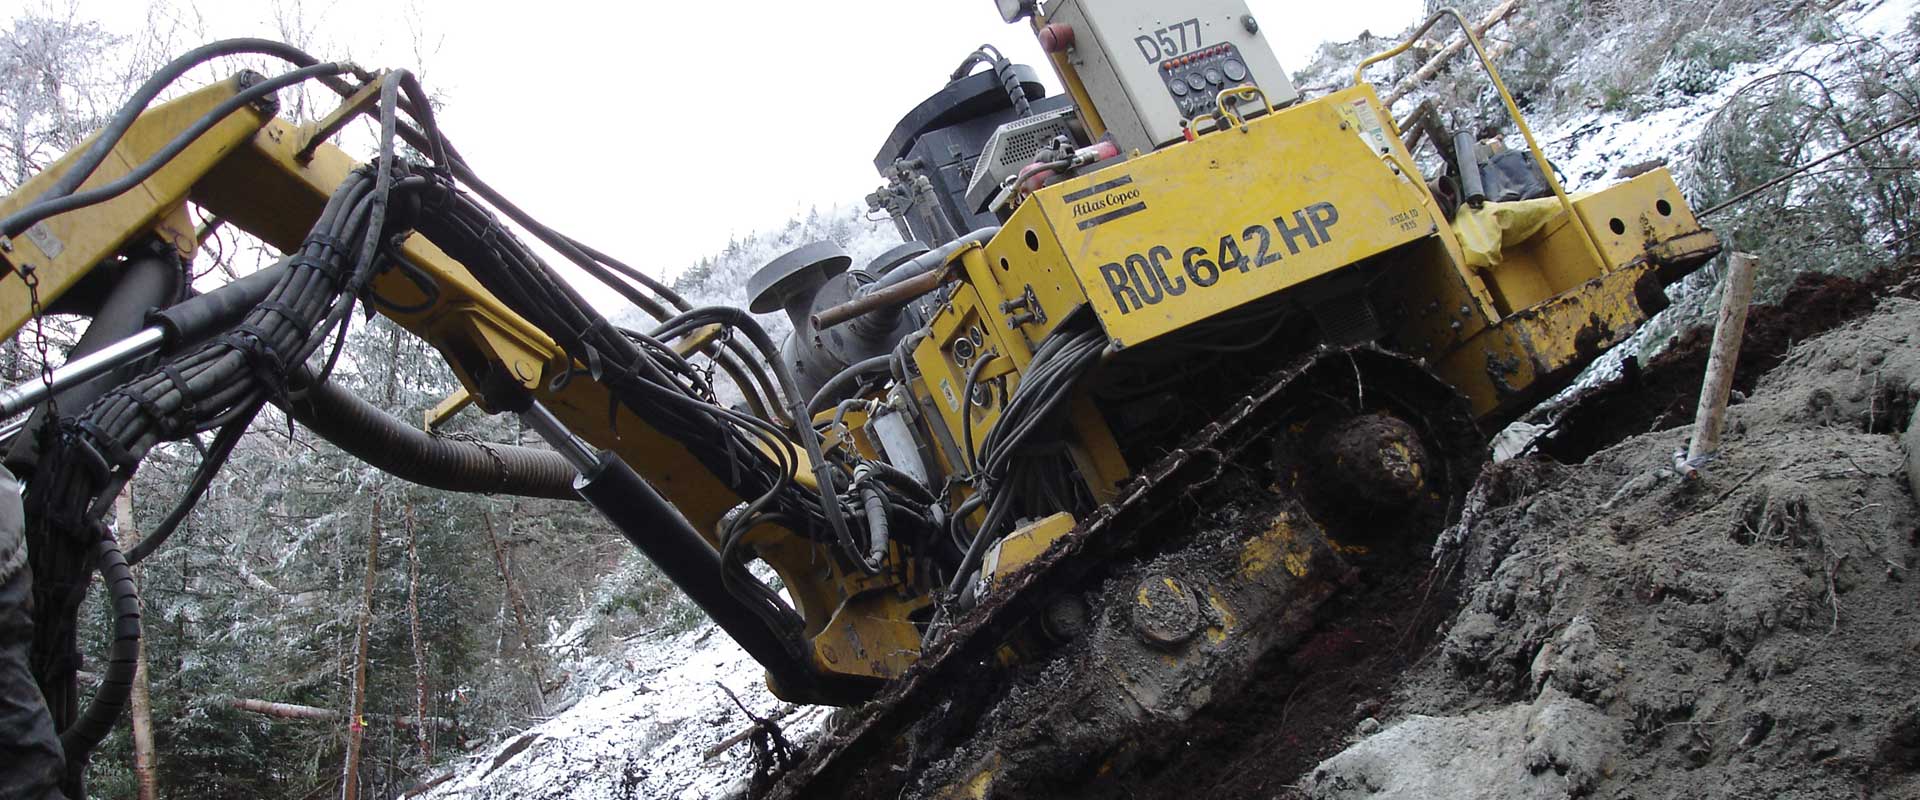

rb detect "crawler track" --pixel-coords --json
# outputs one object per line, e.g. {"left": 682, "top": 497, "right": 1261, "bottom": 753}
{"left": 768, "top": 345, "right": 1483, "bottom": 799}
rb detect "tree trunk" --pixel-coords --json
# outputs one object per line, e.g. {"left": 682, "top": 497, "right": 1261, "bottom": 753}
{"left": 115, "top": 489, "right": 158, "bottom": 800}
{"left": 483, "top": 511, "right": 546, "bottom": 715}
{"left": 404, "top": 501, "right": 431, "bottom": 762}
{"left": 341, "top": 496, "right": 382, "bottom": 800}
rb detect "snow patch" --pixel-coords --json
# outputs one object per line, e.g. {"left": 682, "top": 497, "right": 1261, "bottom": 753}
{"left": 421, "top": 624, "right": 826, "bottom": 800}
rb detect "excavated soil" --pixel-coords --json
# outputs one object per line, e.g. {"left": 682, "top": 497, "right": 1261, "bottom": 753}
{"left": 1538, "top": 268, "right": 1917, "bottom": 463}
{"left": 1301, "top": 293, "right": 1920, "bottom": 799}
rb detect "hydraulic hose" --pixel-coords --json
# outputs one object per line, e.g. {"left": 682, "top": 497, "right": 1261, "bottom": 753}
{"left": 282, "top": 369, "right": 579, "bottom": 501}
{"left": 1, "top": 38, "right": 341, "bottom": 237}
{"left": 857, "top": 469, "right": 891, "bottom": 569}
{"left": 57, "top": 528, "right": 139, "bottom": 767}
{"left": 3, "top": 62, "right": 353, "bottom": 239}
{"left": 865, "top": 459, "right": 933, "bottom": 505}
{"left": 805, "top": 355, "right": 894, "bottom": 417}
{"left": 124, "top": 402, "right": 258, "bottom": 566}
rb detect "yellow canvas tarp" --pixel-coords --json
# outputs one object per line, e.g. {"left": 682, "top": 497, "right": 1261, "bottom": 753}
{"left": 1451, "top": 196, "right": 1573, "bottom": 268}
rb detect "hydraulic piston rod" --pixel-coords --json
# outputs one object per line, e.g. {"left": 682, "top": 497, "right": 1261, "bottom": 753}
{"left": 0, "top": 328, "right": 165, "bottom": 420}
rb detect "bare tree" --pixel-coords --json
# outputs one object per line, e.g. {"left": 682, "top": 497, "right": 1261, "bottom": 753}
{"left": 114, "top": 488, "right": 159, "bottom": 800}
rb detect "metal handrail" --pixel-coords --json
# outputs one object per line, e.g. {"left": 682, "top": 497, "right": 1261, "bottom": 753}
{"left": 1353, "top": 8, "right": 1607, "bottom": 271}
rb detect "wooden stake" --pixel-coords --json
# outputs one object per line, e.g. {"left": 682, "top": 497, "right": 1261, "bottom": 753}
{"left": 1687, "top": 252, "right": 1761, "bottom": 466}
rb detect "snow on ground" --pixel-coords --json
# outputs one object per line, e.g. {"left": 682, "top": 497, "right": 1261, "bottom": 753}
{"left": 1542, "top": 0, "right": 1917, "bottom": 194}
{"left": 419, "top": 622, "right": 828, "bottom": 800}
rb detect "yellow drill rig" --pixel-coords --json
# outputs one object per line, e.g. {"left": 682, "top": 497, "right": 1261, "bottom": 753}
{"left": 0, "top": 4, "right": 1716, "bottom": 798}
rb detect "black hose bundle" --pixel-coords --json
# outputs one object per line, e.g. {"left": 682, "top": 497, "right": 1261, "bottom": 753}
{"left": 947, "top": 313, "right": 1106, "bottom": 597}
{"left": 15, "top": 63, "right": 437, "bottom": 783}
{"left": 408, "top": 187, "right": 862, "bottom": 631}
{"left": 8, "top": 38, "right": 875, "bottom": 767}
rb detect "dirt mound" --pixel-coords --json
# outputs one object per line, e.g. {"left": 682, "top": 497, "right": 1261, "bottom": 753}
{"left": 1301, "top": 299, "right": 1920, "bottom": 799}
{"left": 1537, "top": 269, "right": 1895, "bottom": 463}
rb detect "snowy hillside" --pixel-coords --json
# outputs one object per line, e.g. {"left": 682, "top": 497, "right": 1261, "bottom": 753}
{"left": 423, "top": 2, "right": 1917, "bottom": 797}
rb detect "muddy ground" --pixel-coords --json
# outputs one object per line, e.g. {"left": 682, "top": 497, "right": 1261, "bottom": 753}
{"left": 770, "top": 270, "right": 1920, "bottom": 800}
{"left": 1300, "top": 284, "right": 1920, "bottom": 798}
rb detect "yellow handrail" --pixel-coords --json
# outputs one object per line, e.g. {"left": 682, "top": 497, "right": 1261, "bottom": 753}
{"left": 1353, "top": 8, "right": 1608, "bottom": 271}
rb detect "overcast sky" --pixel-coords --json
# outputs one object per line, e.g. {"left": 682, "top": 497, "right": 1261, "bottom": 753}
{"left": 48, "top": 0, "right": 1421, "bottom": 303}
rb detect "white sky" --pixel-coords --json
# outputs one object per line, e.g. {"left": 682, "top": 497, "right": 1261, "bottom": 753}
{"left": 46, "top": 0, "right": 1422, "bottom": 304}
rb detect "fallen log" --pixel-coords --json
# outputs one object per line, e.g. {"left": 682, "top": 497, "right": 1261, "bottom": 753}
{"left": 227, "top": 698, "right": 459, "bottom": 731}
{"left": 1384, "top": 0, "right": 1526, "bottom": 107}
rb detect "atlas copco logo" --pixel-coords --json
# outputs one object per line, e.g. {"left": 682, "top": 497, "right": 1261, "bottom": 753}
{"left": 1064, "top": 175, "right": 1148, "bottom": 231}
{"left": 1071, "top": 186, "right": 1141, "bottom": 217}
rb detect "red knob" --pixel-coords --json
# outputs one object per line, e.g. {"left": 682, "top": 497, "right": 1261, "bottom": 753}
{"left": 1039, "top": 23, "right": 1075, "bottom": 52}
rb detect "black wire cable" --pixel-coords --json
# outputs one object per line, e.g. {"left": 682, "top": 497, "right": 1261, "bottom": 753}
{"left": 944, "top": 318, "right": 1104, "bottom": 597}
{"left": 125, "top": 399, "right": 261, "bottom": 566}
{"left": 56, "top": 525, "right": 141, "bottom": 764}
{"left": 0, "top": 63, "right": 353, "bottom": 237}
{"left": 1, "top": 38, "right": 337, "bottom": 237}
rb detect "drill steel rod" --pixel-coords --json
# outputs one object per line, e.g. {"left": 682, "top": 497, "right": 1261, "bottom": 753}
{"left": 0, "top": 327, "right": 166, "bottom": 419}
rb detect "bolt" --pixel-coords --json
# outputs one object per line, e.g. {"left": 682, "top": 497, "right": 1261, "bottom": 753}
{"left": 1132, "top": 573, "right": 1202, "bottom": 649}
{"left": 1242, "top": 14, "right": 1259, "bottom": 33}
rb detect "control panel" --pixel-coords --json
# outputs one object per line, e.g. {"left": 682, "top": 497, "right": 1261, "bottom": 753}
{"left": 1041, "top": 0, "right": 1298, "bottom": 153}
{"left": 1157, "top": 41, "right": 1254, "bottom": 120}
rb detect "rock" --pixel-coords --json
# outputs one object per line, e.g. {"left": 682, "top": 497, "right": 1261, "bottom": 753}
{"left": 1304, "top": 689, "right": 1621, "bottom": 800}
{"left": 1531, "top": 616, "right": 1623, "bottom": 705}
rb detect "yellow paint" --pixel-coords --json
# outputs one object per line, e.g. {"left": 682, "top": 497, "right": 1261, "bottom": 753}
{"left": 941, "top": 753, "right": 1002, "bottom": 800}
{"left": 5, "top": 29, "right": 1722, "bottom": 703}
{"left": 1238, "top": 513, "right": 1315, "bottom": 579}
{"left": 1, "top": 78, "right": 271, "bottom": 334}
{"left": 1204, "top": 592, "right": 1238, "bottom": 644}
{"left": 424, "top": 387, "right": 473, "bottom": 430}
{"left": 0, "top": 75, "right": 908, "bottom": 698}
{"left": 1353, "top": 8, "right": 1607, "bottom": 270}
{"left": 1025, "top": 87, "right": 1437, "bottom": 349}
{"left": 986, "top": 512, "right": 1076, "bottom": 587}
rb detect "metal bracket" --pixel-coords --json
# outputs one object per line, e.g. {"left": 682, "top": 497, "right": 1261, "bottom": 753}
{"left": 296, "top": 71, "right": 388, "bottom": 164}
{"left": 1001, "top": 285, "right": 1046, "bottom": 329}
